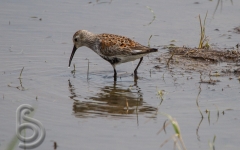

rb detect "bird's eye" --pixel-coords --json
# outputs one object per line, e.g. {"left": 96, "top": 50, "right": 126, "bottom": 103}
{"left": 74, "top": 38, "right": 78, "bottom": 42}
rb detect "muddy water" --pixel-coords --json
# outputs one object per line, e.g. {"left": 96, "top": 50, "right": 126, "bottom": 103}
{"left": 0, "top": 0, "right": 240, "bottom": 150}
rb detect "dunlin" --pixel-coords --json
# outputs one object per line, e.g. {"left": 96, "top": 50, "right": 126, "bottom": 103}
{"left": 69, "top": 30, "right": 158, "bottom": 81}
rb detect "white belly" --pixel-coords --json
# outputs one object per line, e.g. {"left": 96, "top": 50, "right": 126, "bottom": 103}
{"left": 116, "top": 54, "right": 147, "bottom": 64}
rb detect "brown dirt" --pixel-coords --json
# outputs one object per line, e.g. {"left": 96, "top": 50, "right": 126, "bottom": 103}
{"left": 155, "top": 47, "right": 240, "bottom": 76}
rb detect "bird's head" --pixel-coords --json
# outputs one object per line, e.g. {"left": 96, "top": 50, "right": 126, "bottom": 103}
{"left": 69, "top": 30, "right": 91, "bottom": 67}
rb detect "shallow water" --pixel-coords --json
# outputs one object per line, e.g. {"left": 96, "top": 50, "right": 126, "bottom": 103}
{"left": 0, "top": 0, "right": 240, "bottom": 150}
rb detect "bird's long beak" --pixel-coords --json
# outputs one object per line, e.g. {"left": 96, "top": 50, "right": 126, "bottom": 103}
{"left": 69, "top": 45, "right": 77, "bottom": 67}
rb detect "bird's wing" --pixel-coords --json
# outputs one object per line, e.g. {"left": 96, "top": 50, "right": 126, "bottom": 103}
{"left": 97, "top": 33, "right": 157, "bottom": 56}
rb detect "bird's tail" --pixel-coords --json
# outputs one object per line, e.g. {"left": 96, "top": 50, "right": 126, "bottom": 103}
{"left": 131, "top": 48, "right": 158, "bottom": 55}
{"left": 148, "top": 48, "right": 158, "bottom": 52}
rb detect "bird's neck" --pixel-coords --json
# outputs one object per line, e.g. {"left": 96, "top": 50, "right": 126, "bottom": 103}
{"left": 82, "top": 32, "right": 97, "bottom": 50}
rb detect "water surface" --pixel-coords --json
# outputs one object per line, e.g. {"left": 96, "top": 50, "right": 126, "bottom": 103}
{"left": 0, "top": 0, "right": 240, "bottom": 150}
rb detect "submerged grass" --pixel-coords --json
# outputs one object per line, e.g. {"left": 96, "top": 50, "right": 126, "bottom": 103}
{"left": 148, "top": 35, "right": 152, "bottom": 47}
{"left": 54, "top": 141, "right": 57, "bottom": 150}
{"left": 6, "top": 135, "right": 18, "bottom": 150}
{"left": 87, "top": 59, "right": 90, "bottom": 80}
{"left": 8, "top": 67, "right": 27, "bottom": 91}
{"left": 157, "top": 113, "right": 187, "bottom": 150}
{"left": 71, "top": 64, "right": 76, "bottom": 74}
{"left": 207, "top": 110, "right": 211, "bottom": 125}
{"left": 209, "top": 135, "right": 216, "bottom": 150}
{"left": 157, "top": 89, "right": 165, "bottom": 101}
{"left": 126, "top": 99, "right": 129, "bottom": 110}
{"left": 167, "top": 53, "right": 174, "bottom": 67}
{"left": 214, "top": 104, "right": 220, "bottom": 123}
{"left": 196, "top": 80, "right": 203, "bottom": 118}
{"left": 144, "top": 6, "right": 156, "bottom": 26}
{"left": 157, "top": 113, "right": 218, "bottom": 150}
{"left": 18, "top": 67, "right": 24, "bottom": 79}
{"left": 213, "top": 0, "right": 233, "bottom": 17}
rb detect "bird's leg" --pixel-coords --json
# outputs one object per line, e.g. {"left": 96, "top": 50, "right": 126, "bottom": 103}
{"left": 134, "top": 57, "right": 143, "bottom": 74}
{"left": 114, "top": 68, "right": 117, "bottom": 81}
{"left": 134, "top": 73, "right": 138, "bottom": 82}
{"left": 112, "top": 65, "right": 117, "bottom": 81}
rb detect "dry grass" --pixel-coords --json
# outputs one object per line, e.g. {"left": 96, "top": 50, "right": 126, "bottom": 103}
{"left": 198, "top": 12, "right": 209, "bottom": 49}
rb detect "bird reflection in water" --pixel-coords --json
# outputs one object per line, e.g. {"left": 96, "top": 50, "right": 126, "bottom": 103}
{"left": 68, "top": 77, "right": 157, "bottom": 119}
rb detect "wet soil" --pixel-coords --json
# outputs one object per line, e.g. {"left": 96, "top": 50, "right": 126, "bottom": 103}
{"left": 157, "top": 46, "right": 240, "bottom": 74}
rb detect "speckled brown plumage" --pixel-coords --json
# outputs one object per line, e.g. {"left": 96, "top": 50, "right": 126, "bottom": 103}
{"left": 97, "top": 33, "right": 152, "bottom": 56}
{"left": 69, "top": 30, "right": 158, "bottom": 81}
